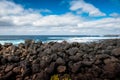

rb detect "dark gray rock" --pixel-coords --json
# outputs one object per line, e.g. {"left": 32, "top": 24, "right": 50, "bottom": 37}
{"left": 103, "top": 62, "right": 120, "bottom": 78}
{"left": 32, "top": 64, "right": 40, "bottom": 73}
{"left": 5, "top": 65, "right": 14, "bottom": 72}
{"left": 56, "top": 57, "right": 65, "bottom": 65}
{"left": 57, "top": 65, "right": 66, "bottom": 73}
{"left": 112, "top": 48, "right": 120, "bottom": 57}
{"left": 67, "top": 47, "right": 79, "bottom": 56}
{"left": 51, "top": 53, "right": 57, "bottom": 61}
{"left": 71, "top": 61, "right": 82, "bottom": 73}
{"left": 45, "top": 62, "right": 55, "bottom": 74}
{"left": 7, "top": 55, "right": 20, "bottom": 62}
{"left": 4, "top": 43, "right": 12, "bottom": 47}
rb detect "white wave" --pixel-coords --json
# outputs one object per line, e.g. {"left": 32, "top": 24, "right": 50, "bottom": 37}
{"left": 0, "top": 37, "right": 120, "bottom": 45}
{"left": 0, "top": 40, "right": 24, "bottom": 45}
{"left": 67, "top": 37, "right": 120, "bottom": 43}
{"left": 45, "top": 40, "right": 64, "bottom": 43}
{"left": 48, "top": 37, "right": 68, "bottom": 40}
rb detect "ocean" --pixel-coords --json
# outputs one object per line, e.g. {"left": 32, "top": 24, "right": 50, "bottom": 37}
{"left": 0, "top": 35, "right": 120, "bottom": 45}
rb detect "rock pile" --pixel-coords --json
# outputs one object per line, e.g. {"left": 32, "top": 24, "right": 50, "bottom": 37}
{"left": 0, "top": 39, "right": 120, "bottom": 80}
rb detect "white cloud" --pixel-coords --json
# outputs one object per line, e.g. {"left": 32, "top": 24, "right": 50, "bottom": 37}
{"left": 70, "top": 0, "right": 106, "bottom": 17}
{"left": 110, "top": 13, "right": 120, "bottom": 17}
{"left": 0, "top": 0, "right": 23, "bottom": 16}
{"left": 33, "top": 13, "right": 81, "bottom": 27}
{"left": 0, "top": 0, "right": 120, "bottom": 35}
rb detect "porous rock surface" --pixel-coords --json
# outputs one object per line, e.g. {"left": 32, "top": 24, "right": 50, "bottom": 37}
{"left": 0, "top": 39, "right": 120, "bottom": 80}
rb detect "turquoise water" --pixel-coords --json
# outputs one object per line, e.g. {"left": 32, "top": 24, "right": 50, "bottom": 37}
{"left": 0, "top": 35, "right": 120, "bottom": 45}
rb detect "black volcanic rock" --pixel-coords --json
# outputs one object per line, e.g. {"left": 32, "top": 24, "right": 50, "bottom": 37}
{"left": 0, "top": 39, "right": 120, "bottom": 80}
{"left": 112, "top": 48, "right": 120, "bottom": 57}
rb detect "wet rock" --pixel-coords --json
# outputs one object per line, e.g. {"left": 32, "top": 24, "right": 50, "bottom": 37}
{"left": 25, "top": 39, "right": 35, "bottom": 44}
{"left": 18, "top": 43, "right": 25, "bottom": 49}
{"left": 37, "top": 41, "right": 42, "bottom": 45}
{"left": 25, "top": 40, "right": 35, "bottom": 49}
{"left": 4, "top": 43, "right": 12, "bottom": 47}
{"left": 57, "top": 66, "right": 66, "bottom": 73}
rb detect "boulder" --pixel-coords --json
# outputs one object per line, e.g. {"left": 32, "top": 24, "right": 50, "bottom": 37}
{"left": 112, "top": 48, "right": 120, "bottom": 57}
{"left": 56, "top": 57, "right": 65, "bottom": 65}
{"left": 5, "top": 65, "right": 14, "bottom": 72}
{"left": 57, "top": 66, "right": 66, "bottom": 73}
{"left": 67, "top": 47, "right": 79, "bottom": 56}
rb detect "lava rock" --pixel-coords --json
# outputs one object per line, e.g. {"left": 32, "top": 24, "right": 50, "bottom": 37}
{"left": 104, "top": 62, "right": 120, "bottom": 78}
{"left": 112, "top": 48, "right": 120, "bottom": 57}
{"left": 45, "top": 62, "right": 56, "bottom": 74}
{"left": 56, "top": 57, "right": 65, "bottom": 65}
{"left": 4, "top": 43, "right": 12, "bottom": 47}
{"left": 32, "top": 64, "right": 40, "bottom": 73}
{"left": 5, "top": 65, "right": 14, "bottom": 72}
{"left": 67, "top": 47, "right": 79, "bottom": 56}
{"left": 71, "top": 62, "right": 82, "bottom": 73}
{"left": 57, "top": 66, "right": 66, "bottom": 73}
{"left": 7, "top": 55, "right": 20, "bottom": 62}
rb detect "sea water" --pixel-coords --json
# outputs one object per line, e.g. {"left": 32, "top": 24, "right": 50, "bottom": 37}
{"left": 0, "top": 35, "right": 120, "bottom": 45}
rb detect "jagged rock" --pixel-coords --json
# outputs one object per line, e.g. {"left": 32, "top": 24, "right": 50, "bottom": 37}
{"left": 13, "top": 67, "right": 21, "bottom": 73}
{"left": 32, "top": 64, "right": 40, "bottom": 73}
{"left": 56, "top": 57, "right": 65, "bottom": 65}
{"left": 67, "top": 47, "right": 79, "bottom": 56}
{"left": 71, "top": 62, "right": 82, "bottom": 73}
{"left": 45, "top": 62, "right": 55, "bottom": 74}
{"left": 57, "top": 66, "right": 66, "bottom": 73}
{"left": 112, "top": 48, "right": 120, "bottom": 57}
{"left": 104, "top": 62, "right": 120, "bottom": 78}
{"left": 5, "top": 65, "right": 14, "bottom": 72}
{"left": 7, "top": 55, "right": 20, "bottom": 62}
{"left": 4, "top": 43, "right": 12, "bottom": 47}
{"left": 0, "top": 39, "right": 120, "bottom": 80}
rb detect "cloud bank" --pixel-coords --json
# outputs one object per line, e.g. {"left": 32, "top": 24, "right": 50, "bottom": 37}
{"left": 0, "top": 0, "right": 120, "bottom": 35}
{"left": 70, "top": 0, "right": 106, "bottom": 16}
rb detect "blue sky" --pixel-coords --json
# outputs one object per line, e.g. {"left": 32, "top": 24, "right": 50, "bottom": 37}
{"left": 0, "top": 0, "right": 120, "bottom": 35}
{"left": 13, "top": 0, "right": 120, "bottom": 15}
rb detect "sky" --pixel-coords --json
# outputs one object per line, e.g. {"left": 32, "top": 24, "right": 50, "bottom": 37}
{"left": 0, "top": 0, "right": 120, "bottom": 35}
